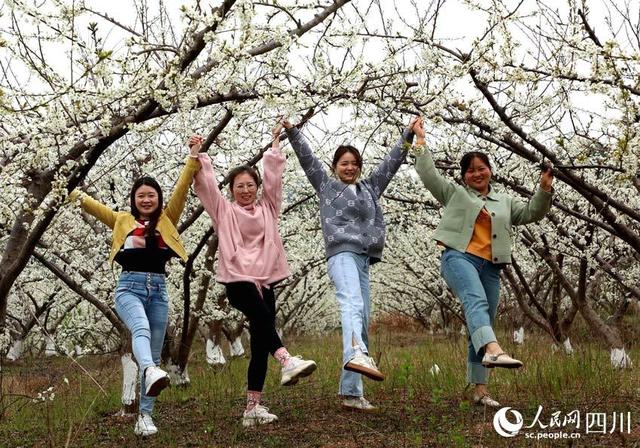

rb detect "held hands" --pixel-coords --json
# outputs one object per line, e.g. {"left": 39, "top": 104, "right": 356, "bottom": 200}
{"left": 272, "top": 121, "right": 284, "bottom": 143}
{"left": 407, "top": 116, "right": 426, "bottom": 154}
{"left": 410, "top": 116, "right": 426, "bottom": 141}
{"left": 187, "top": 135, "right": 203, "bottom": 157}
{"left": 273, "top": 116, "right": 295, "bottom": 134}
{"left": 272, "top": 117, "right": 294, "bottom": 148}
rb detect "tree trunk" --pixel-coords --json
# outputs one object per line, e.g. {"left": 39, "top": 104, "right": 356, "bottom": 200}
{"left": 228, "top": 334, "right": 245, "bottom": 358}
{"left": 118, "top": 351, "right": 139, "bottom": 416}
{"left": 174, "top": 233, "right": 218, "bottom": 373}
{"left": 527, "top": 231, "right": 631, "bottom": 365}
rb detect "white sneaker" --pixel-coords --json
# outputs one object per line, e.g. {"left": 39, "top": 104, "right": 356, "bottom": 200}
{"left": 145, "top": 366, "right": 170, "bottom": 397}
{"left": 242, "top": 405, "right": 278, "bottom": 427}
{"left": 280, "top": 355, "right": 317, "bottom": 386}
{"left": 134, "top": 413, "right": 158, "bottom": 436}
{"left": 473, "top": 394, "right": 501, "bottom": 408}
{"left": 342, "top": 396, "right": 377, "bottom": 412}
{"left": 344, "top": 351, "right": 385, "bottom": 381}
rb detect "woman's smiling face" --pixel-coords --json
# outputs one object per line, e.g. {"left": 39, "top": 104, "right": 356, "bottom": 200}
{"left": 464, "top": 156, "right": 492, "bottom": 194}
{"left": 231, "top": 172, "right": 258, "bottom": 206}
{"left": 334, "top": 151, "right": 361, "bottom": 184}
{"left": 134, "top": 185, "right": 160, "bottom": 219}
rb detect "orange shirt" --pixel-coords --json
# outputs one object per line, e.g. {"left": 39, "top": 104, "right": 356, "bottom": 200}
{"left": 466, "top": 207, "right": 492, "bottom": 261}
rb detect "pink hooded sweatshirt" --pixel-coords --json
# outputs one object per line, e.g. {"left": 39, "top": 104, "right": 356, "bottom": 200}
{"left": 194, "top": 148, "right": 291, "bottom": 289}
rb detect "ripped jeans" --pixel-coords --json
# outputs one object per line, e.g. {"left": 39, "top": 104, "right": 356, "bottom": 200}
{"left": 327, "top": 251, "right": 371, "bottom": 397}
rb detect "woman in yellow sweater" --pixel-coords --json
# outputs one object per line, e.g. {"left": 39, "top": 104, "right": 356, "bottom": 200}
{"left": 69, "top": 142, "right": 201, "bottom": 436}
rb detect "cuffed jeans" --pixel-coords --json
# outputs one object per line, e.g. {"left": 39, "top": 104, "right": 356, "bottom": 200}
{"left": 327, "top": 251, "right": 370, "bottom": 397}
{"left": 114, "top": 271, "right": 169, "bottom": 415}
{"left": 440, "top": 249, "right": 501, "bottom": 385}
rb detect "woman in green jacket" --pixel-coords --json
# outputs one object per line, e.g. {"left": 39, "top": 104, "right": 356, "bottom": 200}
{"left": 412, "top": 117, "right": 553, "bottom": 407}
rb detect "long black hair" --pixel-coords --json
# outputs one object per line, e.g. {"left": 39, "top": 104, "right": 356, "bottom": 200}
{"left": 130, "top": 176, "right": 163, "bottom": 236}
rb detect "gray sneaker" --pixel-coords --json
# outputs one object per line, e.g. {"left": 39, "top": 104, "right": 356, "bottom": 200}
{"left": 342, "top": 396, "right": 377, "bottom": 412}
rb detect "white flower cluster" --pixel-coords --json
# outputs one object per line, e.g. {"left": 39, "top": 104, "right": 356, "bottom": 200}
{"left": 32, "top": 386, "right": 55, "bottom": 403}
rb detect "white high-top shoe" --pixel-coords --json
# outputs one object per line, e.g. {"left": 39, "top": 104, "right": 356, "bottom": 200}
{"left": 242, "top": 405, "right": 278, "bottom": 427}
{"left": 134, "top": 413, "right": 158, "bottom": 436}
{"left": 144, "top": 366, "right": 170, "bottom": 397}
{"left": 280, "top": 356, "right": 317, "bottom": 386}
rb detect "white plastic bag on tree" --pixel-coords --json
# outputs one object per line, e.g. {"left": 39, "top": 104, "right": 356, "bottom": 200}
{"left": 44, "top": 335, "right": 57, "bottom": 357}
{"left": 206, "top": 339, "right": 226, "bottom": 367}
{"left": 513, "top": 327, "right": 524, "bottom": 344}
{"left": 563, "top": 338, "right": 574, "bottom": 355}
{"left": 610, "top": 348, "right": 633, "bottom": 369}
{"left": 121, "top": 353, "right": 138, "bottom": 409}
{"left": 7, "top": 339, "right": 23, "bottom": 361}
{"left": 229, "top": 335, "right": 244, "bottom": 358}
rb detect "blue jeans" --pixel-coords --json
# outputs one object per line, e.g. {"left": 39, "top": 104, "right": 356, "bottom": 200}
{"left": 440, "top": 249, "right": 501, "bottom": 385}
{"left": 114, "top": 271, "right": 169, "bottom": 415}
{"left": 327, "top": 252, "right": 370, "bottom": 397}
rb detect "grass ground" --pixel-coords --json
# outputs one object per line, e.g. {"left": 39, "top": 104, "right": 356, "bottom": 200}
{"left": 1, "top": 327, "right": 639, "bottom": 447}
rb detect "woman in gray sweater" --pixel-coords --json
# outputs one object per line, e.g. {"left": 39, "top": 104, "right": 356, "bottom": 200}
{"left": 283, "top": 118, "right": 415, "bottom": 411}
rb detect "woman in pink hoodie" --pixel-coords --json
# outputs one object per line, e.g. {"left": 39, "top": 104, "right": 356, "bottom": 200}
{"left": 190, "top": 124, "right": 316, "bottom": 427}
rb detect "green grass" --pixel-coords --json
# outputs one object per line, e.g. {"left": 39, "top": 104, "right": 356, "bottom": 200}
{"left": 1, "top": 328, "right": 639, "bottom": 447}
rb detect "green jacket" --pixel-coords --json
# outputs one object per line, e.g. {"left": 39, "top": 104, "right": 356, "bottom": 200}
{"left": 415, "top": 151, "right": 552, "bottom": 264}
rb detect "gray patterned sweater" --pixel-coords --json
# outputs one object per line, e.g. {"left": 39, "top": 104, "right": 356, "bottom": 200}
{"left": 286, "top": 127, "right": 414, "bottom": 263}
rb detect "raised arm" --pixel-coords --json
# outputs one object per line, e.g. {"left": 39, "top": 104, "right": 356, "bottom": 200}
{"left": 69, "top": 190, "right": 119, "bottom": 229}
{"left": 284, "top": 122, "right": 328, "bottom": 193}
{"left": 193, "top": 152, "right": 229, "bottom": 226}
{"left": 261, "top": 122, "right": 287, "bottom": 214}
{"left": 412, "top": 117, "right": 459, "bottom": 206}
{"left": 164, "top": 138, "right": 202, "bottom": 225}
{"left": 511, "top": 166, "right": 554, "bottom": 225}
{"left": 366, "top": 124, "right": 414, "bottom": 197}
